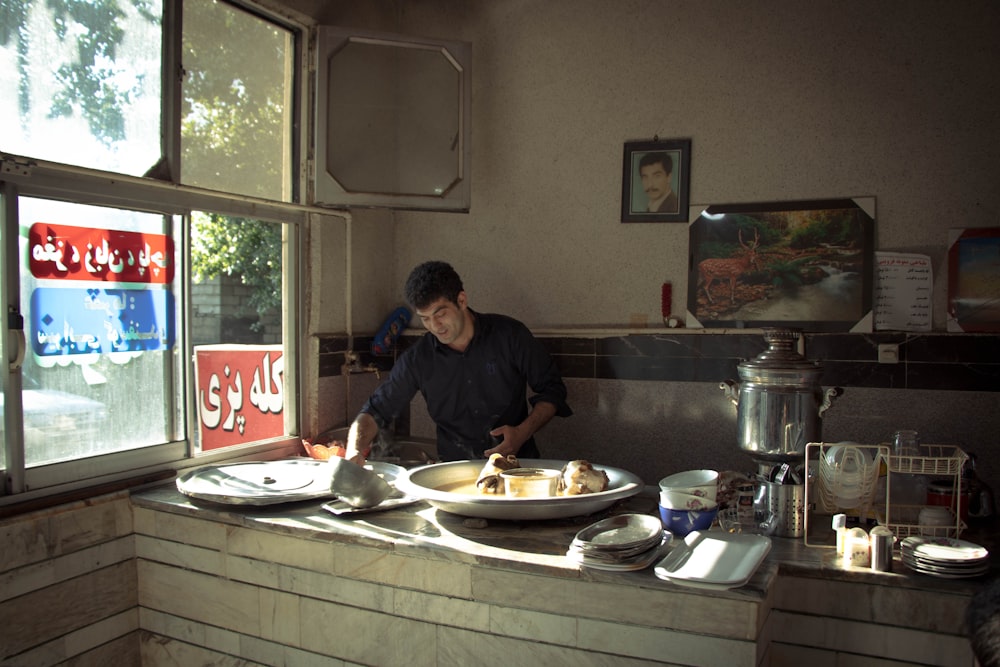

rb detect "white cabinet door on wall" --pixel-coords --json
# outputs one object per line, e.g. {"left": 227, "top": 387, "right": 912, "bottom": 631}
{"left": 313, "top": 27, "right": 471, "bottom": 212}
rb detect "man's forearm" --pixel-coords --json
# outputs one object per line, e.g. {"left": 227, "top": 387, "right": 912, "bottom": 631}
{"left": 518, "top": 400, "right": 557, "bottom": 440}
{"left": 345, "top": 412, "right": 379, "bottom": 463}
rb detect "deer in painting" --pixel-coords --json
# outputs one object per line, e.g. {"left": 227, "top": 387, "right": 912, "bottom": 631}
{"left": 698, "top": 227, "right": 761, "bottom": 304}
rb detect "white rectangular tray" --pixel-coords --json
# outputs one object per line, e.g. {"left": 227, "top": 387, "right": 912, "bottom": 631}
{"left": 654, "top": 530, "right": 771, "bottom": 590}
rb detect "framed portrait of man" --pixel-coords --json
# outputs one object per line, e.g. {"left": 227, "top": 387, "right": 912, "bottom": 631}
{"left": 620, "top": 138, "right": 691, "bottom": 223}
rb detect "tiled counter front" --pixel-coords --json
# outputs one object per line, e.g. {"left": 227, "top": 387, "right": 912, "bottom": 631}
{"left": 2, "top": 488, "right": 984, "bottom": 666}
{"left": 130, "top": 486, "right": 986, "bottom": 667}
{"left": 767, "top": 571, "right": 974, "bottom": 667}
{"left": 132, "top": 487, "right": 771, "bottom": 667}
{"left": 0, "top": 492, "right": 138, "bottom": 665}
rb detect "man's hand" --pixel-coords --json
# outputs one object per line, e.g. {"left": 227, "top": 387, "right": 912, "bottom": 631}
{"left": 345, "top": 413, "right": 378, "bottom": 464}
{"left": 483, "top": 424, "right": 526, "bottom": 458}
{"left": 483, "top": 402, "right": 557, "bottom": 458}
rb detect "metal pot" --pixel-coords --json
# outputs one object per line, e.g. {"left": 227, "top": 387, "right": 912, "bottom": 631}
{"left": 721, "top": 328, "right": 842, "bottom": 461}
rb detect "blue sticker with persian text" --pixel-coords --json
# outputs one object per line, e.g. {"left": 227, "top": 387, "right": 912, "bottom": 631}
{"left": 30, "top": 287, "right": 175, "bottom": 357}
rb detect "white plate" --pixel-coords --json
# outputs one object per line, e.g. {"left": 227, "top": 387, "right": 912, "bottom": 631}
{"left": 901, "top": 553, "right": 989, "bottom": 571}
{"left": 572, "top": 513, "right": 665, "bottom": 550}
{"left": 901, "top": 558, "right": 989, "bottom": 579}
{"left": 654, "top": 530, "right": 771, "bottom": 589}
{"left": 901, "top": 536, "right": 989, "bottom": 563}
{"left": 567, "top": 536, "right": 671, "bottom": 571}
{"left": 901, "top": 555, "right": 989, "bottom": 576}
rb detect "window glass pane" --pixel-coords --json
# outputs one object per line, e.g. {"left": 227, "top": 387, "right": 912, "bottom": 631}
{"left": 19, "top": 197, "right": 180, "bottom": 465}
{"left": 182, "top": 1, "right": 294, "bottom": 202}
{"left": 0, "top": 0, "right": 162, "bottom": 176}
{"left": 191, "top": 212, "right": 285, "bottom": 453}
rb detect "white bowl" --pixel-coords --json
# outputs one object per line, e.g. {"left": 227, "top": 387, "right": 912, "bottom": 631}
{"left": 659, "top": 489, "right": 718, "bottom": 511}
{"left": 659, "top": 469, "right": 719, "bottom": 502}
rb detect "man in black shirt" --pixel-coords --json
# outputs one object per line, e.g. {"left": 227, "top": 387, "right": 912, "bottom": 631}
{"left": 345, "top": 261, "right": 572, "bottom": 462}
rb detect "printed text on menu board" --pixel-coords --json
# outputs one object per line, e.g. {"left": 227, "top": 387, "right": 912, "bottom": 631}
{"left": 29, "top": 223, "right": 173, "bottom": 283}
{"left": 874, "top": 252, "right": 932, "bottom": 331}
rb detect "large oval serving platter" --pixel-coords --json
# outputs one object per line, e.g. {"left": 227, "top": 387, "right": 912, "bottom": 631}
{"left": 395, "top": 459, "right": 643, "bottom": 520}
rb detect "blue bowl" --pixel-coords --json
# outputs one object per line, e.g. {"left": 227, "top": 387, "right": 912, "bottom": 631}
{"left": 658, "top": 505, "right": 719, "bottom": 537}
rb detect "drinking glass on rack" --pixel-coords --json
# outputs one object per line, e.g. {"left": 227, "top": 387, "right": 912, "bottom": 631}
{"left": 892, "top": 430, "right": 920, "bottom": 457}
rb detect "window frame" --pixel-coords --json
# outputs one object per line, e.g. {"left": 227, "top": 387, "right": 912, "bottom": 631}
{"left": 0, "top": 0, "right": 314, "bottom": 506}
{"left": 1, "top": 161, "right": 308, "bottom": 504}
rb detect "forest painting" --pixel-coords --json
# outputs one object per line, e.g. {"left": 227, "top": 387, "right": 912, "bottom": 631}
{"left": 687, "top": 199, "right": 874, "bottom": 331}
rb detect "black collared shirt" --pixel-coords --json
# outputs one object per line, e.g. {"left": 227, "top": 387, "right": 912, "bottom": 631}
{"left": 361, "top": 310, "right": 572, "bottom": 461}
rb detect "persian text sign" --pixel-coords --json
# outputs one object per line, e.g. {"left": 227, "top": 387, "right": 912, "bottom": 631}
{"left": 29, "top": 222, "right": 174, "bottom": 283}
{"left": 31, "top": 287, "right": 175, "bottom": 357}
{"left": 195, "top": 345, "right": 284, "bottom": 451}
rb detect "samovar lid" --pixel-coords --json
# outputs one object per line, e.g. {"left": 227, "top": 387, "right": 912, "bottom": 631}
{"left": 738, "top": 328, "right": 821, "bottom": 377}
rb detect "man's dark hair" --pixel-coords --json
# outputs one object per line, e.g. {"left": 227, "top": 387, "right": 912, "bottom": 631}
{"left": 639, "top": 151, "right": 673, "bottom": 174}
{"left": 404, "top": 261, "right": 464, "bottom": 309}
{"left": 968, "top": 577, "right": 1000, "bottom": 667}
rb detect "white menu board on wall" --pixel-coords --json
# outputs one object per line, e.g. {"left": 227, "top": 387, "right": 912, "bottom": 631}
{"left": 874, "top": 252, "right": 932, "bottom": 331}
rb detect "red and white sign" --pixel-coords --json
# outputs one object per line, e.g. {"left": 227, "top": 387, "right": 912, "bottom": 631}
{"left": 29, "top": 222, "right": 174, "bottom": 283}
{"left": 194, "top": 345, "right": 284, "bottom": 451}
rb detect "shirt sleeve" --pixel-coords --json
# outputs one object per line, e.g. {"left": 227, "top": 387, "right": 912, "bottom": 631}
{"left": 513, "top": 321, "right": 573, "bottom": 418}
{"left": 359, "top": 346, "right": 421, "bottom": 428}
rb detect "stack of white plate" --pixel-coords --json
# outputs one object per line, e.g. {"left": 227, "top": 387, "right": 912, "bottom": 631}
{"left": 900, "top": 536, "right": 990, "bottom": 579}
{"left": 566, "top": 513, "right": 670, "bottom": 571}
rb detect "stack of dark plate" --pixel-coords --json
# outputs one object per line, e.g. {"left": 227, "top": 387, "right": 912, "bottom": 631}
{"left": 566, "top": 513, "right": 669, "bottom": 571}
{"left": 900, "top": 536, "right": 990, "bottom": 579}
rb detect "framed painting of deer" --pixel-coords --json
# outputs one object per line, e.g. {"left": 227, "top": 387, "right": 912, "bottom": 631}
{"left": 686, "top": 198, "right": 875, "bottom": 332}
{"left": 621, "top": 138, "right": 691, "bottom": 222}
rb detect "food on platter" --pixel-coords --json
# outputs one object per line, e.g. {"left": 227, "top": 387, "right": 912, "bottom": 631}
{"left": 560, "top": 460, "right": 610, "bottom": 495}
{"left": 476, "top": 453, "right": 522, "bottom": 493}
{"left": 471, "top": 456, "right": 609, "bottom": 496}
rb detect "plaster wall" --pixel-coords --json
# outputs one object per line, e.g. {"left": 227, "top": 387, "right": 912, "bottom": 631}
{"left": 295, "top": 0, "right": 999, "bottom": 332}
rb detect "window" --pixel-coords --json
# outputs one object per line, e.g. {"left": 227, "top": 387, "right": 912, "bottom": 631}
{"left": 0, "top": 0, "right": 162, "bottom": 175}
{"left": 181, "top": 1, "right": 296, "bottom": 201}
{"left": 1, "top": 0, "right": 302, "bottom": 501}
{"left": 17, "top": 197, "right": 182, "bottom": 466}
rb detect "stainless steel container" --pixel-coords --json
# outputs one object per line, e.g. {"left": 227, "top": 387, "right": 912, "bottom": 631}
{"left": 756, "top": 481, "right": 806, "bottom": 538}
{"left": 721, "top": 328, "right": 842, "bottom": 462}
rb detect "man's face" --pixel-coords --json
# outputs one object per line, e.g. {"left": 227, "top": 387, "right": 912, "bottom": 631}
{"left": 415, "top": 293, "right": 468, "bottom": 347}
{"left": 640, "top": 161, "right": 672, "bottom": 202}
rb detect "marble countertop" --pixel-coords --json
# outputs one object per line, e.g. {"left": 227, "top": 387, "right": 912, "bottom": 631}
{"left": 131, "top": 482, "right": 995, "bottom": 601}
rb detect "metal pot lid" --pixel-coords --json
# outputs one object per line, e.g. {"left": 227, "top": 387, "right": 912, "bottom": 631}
{"left": 176, "top": 458, "right": 336, "bottom": 506}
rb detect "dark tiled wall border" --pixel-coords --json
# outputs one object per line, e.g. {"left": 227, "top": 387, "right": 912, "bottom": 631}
{"left": 318, "top": 331, "right": 1000, "bottom": 392}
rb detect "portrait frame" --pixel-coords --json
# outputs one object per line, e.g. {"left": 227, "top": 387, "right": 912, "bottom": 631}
{"left": 620, "top": 138, "right": 691, "bottom": 223}
{"left": 686, "top": 197, "right": 875, "bottom": 332}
